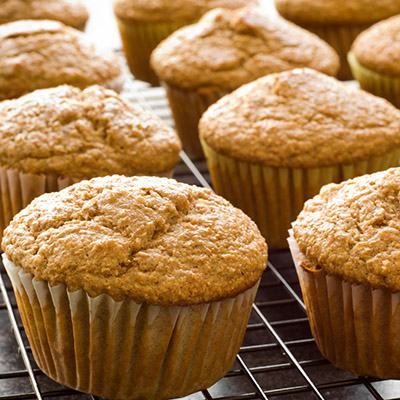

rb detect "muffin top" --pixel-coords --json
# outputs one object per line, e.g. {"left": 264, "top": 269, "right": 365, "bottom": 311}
{"left": 2, "top": 175, "right": 268, "bottom": 305}
{"left": 351, "top": 15, "right": 400, "bottom": 77}
{"left": 293, "top": 167, "right": 400, "bottom": 292}
{"left": 0, "top": 19, "right": 123, "bottom": 100}
{"left": 113, "top": 0, "right": 258, "bottom": 23}
{"left": 0, "top": 85, "right": 181, "bottom": 178}
{"left": 0, "top": 0, "right": 89, "bottom": 29}
{"left": 151, "top": 7, "right": 339, "bottom": 90}
{"left": 274, "top": 0, "right": 400, "bottom": 25}
{"left": 199, "top": 68, "right": 400, "bottom": 168}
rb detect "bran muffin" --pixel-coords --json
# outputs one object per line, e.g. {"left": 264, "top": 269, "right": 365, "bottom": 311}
{"left": 349, "top": 15, "right": 400, "bottom": 109}
{"left": 199, "top": 68, "right": 400, "bottom": 248}
{"left": 0, "top": 84, "right": 181, "bottom": 242}
{"left": 2, "top": 175, "right": 268, "bottom": 399}
{"left": 0, "top": 0, "right": 89, "bottom": 30}
{"left": 274, "top": 0, "right": 400, "bottom": 80}
{"left": 151, "top": 6, "right": 339, "bottom": 159}
{"left": 113, "top": 0, "right": 257, "bottom": 86}
{"left": 290, "top": 167, "right": 400, "bottom": 378}
{"left": 0, "top": 19, "right": 124, "bottom": 100}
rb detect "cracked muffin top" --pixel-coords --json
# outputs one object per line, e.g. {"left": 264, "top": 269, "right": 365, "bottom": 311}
{"left": 351, "top": 15, "right": 400, "bottom": 77}
{"left": 113, "top": 0, "right": 258, "bottom": 23}
{"left": 293, "top": 167, "right": 400, "bottom": 291}
{"left": 0, "top": 19, "right": 123, "bottom": 100}
{"left": 199, "top": 68, "right": 400, "bottom": 168}
{"left": 0, "top": 0, "right": 89, "bottom": 30}
{"left": 150, "top": 7, "right": 339, "bottom": 90}
{"left": 274, "top": 0, "right": 400, "bottom": 25}
{"left": 2, "top": 175, "right": 268, "bottom": 305}
{"left": 0, "top": 85, "right": 181, "bottom": 178}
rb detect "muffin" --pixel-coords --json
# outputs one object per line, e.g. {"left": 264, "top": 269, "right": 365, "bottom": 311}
{"left": 2, "top": 175, "right": 268, "bottom": 399}
{"left": 0, "top": 19, "right": 124, "bottom": 100}
{"left": 274, "top": 0, "right": 400, "bottom": 80}
{"left": 151, "top": 7, "right": 339, "bottom": 159}
{"left": 113, "top": 0, "right": 257, "bottom": 86}
{"left": 289, "top": 167, "right": 400, "bottom": 378}
{"left": 0, "top": 84, "right": 181, "bottom": 242}
{"left": 199, "top": 68, "right": 400, "bottom": 248}
{"left": 0, "top": 0, "right": 89, "bottom": 30}
{"left": 349, "top": 15, "right": 400, "bottom": 109}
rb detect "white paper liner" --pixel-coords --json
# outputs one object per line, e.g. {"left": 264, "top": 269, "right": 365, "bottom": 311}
{"left": 288, "top": 229, "right": 400, "bottom": 379}
{"left": 3, "top": 254, "right": 259, "bottom": 399}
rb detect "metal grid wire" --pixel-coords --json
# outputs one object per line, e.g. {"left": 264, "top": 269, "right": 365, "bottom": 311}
{"left": 1, "top": 80, "right": 400, "bottom": 400}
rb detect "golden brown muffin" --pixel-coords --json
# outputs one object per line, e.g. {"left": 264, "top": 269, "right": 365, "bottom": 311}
{"left": 0, "top": 0, "right": 89, "bottom": 30}
{"left": 349, "top": 15, "right": 400, "bottom": 108}
{"left": 0, "top": 84, "right": 181, "bottom": 242}
{"left": 151, "top": 6, "right": 339, "bottom": 159}
{"left": 3, "top": 175, "right": 268, "bottom": 398}
{"left": 290, "top": 167, "right": 400, "bottom": 378}
{"left": 274, "top": 0, "right": 400, "bottom": 80}
{"left": 113, "top": 0, "right": 257, "bottom": 85}
{"left": 0, "top": 19, "right": 124, "bottom": 100}
{"left": 199, "top": 68, "right": 400, "bottom": 247}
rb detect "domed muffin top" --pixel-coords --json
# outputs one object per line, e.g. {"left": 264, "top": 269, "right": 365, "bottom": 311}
{"left": 351, "top": 15, "right": 400, "bottom": 77}
{"left": 0, "top": 85, "right": 181, "bottom": 178}
{"left": 0, "top": 19, "right": 123, "bottom": 100}
{"left": 199, "top": 68, "right": 400, "bottom": 168}
{"left": 0, "top": 0, "right": 88, "bottom": 29}
{"left": 151, "top": 7, "right": 339, "bottom": 90}
{"left": 293, "top": 167, "right": 400, "bottom": 291}
{"left": 2, "top": 175, "right": 268, "bottom": 305}
{"left": 274, "top": 0, "right": 400, "bottom": 25}
{"left": 113, "top": 0, "right": 258, "bottom": 23}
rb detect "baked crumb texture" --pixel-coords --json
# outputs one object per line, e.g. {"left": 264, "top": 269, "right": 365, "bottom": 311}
{"left": 0, "top": 85, "right": 181, "bottom": 178}
{"left": 199, "top": 68, "right": 400, "bottom": 168}
{"left": 293, "top": 167, "right": 400, "bottom": 291}
{"left": 2, "top": 175, "right": 268, "bottom": 306}
{"left": 151, "top": 7, "right": 339, "bottom": 90}
{"left": 0, "top": 19, "right": 123, "bottom": 100}
{"left": 352, "top": 15, "right": 400, "bottom": 77}
{"left": 274, "top": 0, "right": 400, "bottom": 25}
{"left": 113, "top": 0, "right": 258, "bottom": 22}
{"left": 0, "top": 0, "right": 88, "bottom": 29}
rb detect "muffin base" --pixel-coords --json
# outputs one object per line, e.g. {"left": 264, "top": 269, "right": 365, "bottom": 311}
{"left": 0, "top": 168, "right": 174, "bottom": 245}
{"left": 296, "top": 23, "right": 370, "bottom": 80}
{"left": 4, "top": 255, "right": 259, "bottom": 400}
{"left": 288, "top": 230, "right": 400, "bottom": 379}
{"left": 201, "top": 140, "right": 400, "bottom": 248}
{"left": 162, "top": 82, "right": 230, "bottom": 159}
{"left": 116, "top": 17, "right": 194, "bottom": 86}
{"left": 348, "top": 51, "right": 400, "bottom": 108}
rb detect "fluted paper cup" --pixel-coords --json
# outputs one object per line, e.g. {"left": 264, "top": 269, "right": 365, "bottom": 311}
{"left": 116, "top": 18, "right": 194, "bottom": 86}
{"left": 202, "top": 140, "right": 400, "bottom": 248}
{"left": 3, "top": 254, "right": 259, "bottom": 399}
{"left": 162, "top": 81, "right": 230, "bottom": 159}
{"left": 288, "top": 229, "right": 400, "bottom": 378}
{"left": 298, "top": 23, "right": 370, "bottom": 80}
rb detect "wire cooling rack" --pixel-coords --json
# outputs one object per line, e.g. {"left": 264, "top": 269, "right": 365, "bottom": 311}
{"left": 1, "top": 79, "right": 400, "bottom": 400}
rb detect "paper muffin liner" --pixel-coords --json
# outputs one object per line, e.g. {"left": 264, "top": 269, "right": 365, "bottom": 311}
{"left": 348, "top": 51, "right": 400, "bottom": 108}
{"left": 299, "top": 23, "right": 370, "bottom": 80}
{"left": 0, "top": 167, "right": 174, "bottom": 245}
{"left": 201, "top": 139, "right": 400, "bottom": 248}
{"left": 3, "top": 255, "right": 259, "bottom": 399}
{"left": 288, "top": 230, "right": 400, "bottom": 379}
{"left": 116, "top": 17, "right": 194, "bottom": 86}
{"left": 162, "top": 82, "right": 230, "bottom": 160}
